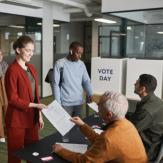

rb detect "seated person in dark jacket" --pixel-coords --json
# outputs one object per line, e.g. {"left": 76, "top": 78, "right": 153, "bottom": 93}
{"left": 127, "top": 74, "right": 163, "bottom": 161}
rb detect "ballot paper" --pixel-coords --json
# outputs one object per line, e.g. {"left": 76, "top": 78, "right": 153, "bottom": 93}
{"left": 56, "top": 143, "right": 88, "bottom": 154}
{"left": 42, "top": 100, "right": 75, "bottom": 136}
{"left": 87, "top": 102, "right": 98, "bottom": 112}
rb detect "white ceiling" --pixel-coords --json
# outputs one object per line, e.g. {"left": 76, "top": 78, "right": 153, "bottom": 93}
{"left": 0, "top": 0, "right": 163, "bottom": 24}
{"left": 47, "top": 0, "right": 163, "bottom": 24}
{"left": 52, "top": 0, "right": 102, "bottom": 18}
{"left": 0, "top": 0, "right": 102, "bottom": 19}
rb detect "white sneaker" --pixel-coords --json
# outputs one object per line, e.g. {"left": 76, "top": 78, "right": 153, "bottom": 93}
{"left": 0, "top": 138, "right": 5, "bottom": 143}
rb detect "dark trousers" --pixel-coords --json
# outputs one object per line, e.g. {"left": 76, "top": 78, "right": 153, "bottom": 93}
{"left": 62, "top": 105, "right": 82, "bottom": 140}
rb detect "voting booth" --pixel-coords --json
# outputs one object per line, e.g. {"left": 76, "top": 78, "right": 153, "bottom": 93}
{"left": 126, "top": 59, "right": 163, "bottom": 100}
{"left": 91, "top": 57, "right": 127, "bottom": 95}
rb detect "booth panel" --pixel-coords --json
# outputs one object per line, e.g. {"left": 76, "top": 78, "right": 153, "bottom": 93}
{"left": 126, "top": 59, "right": 163, "bottom": 100}
{"left": 91, "top": 57, "right": 126, "bottom": 95}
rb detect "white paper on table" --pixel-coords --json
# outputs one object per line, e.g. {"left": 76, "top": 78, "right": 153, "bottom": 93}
{"left": 56, "top": 142, "right": 88, "bottom": 154}
{"left": 87, "top": 102, "right": 98, "bottom": 112}
{"left": 42, "top": 100, "right": 75, "bottom": 136}
{"left": 93, "top": 128, "right": 103, "bottom": 134}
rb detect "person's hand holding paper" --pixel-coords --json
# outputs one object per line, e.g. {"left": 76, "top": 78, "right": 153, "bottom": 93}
{"left": 70, "top": 116, "right": 85, "bottom": 126}
{"left": 87, "top": 102, "right": 98, "bottom": 112}
{"left": 42, "top": 100, "right": 75, "bottom": 136}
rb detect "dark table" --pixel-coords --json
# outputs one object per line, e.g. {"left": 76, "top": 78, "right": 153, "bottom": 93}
{"left": 14, "top": 115, "right": 102, "bottom": 163}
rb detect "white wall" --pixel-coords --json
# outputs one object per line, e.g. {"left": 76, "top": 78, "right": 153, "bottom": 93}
{"left": 102, "top": 0, "right": 163, "bottom": 13}
{"left": 0, "top": 3, "right": 70, "bottom": 21}
{"left": 0, "top": 3, "right": 42, "bottom": 18}
{"left": 91, "top": 21, "right": 99, "bottom": 57}
{"left": 52, "top": 5, "right": 69, "bottom": 22}
{"left": 42, "top": 1, "right": 53, "bottom": 97}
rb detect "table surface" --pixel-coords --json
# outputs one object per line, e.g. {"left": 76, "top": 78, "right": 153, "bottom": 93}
{"left": 14, "top": 115, "right": 102, "bottom": 163}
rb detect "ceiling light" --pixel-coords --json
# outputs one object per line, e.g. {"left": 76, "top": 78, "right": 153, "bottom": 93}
{"left": 37, "top": 22, "right": 60, "bottom": 27}
{"left": 17, "top": 32, "right": 23, "bottom": 36}
{"left": 53, "top": 24, "right": 60, "bottom": 27}
{"left": 127, "top": 26, "right": 132, "bottom": 30}
{"left": 157, "top": 31, "right": 163, "bottom": 34}
{"left": 94, "top": 18, "right": 116, "bottom": 24}
{"left": 37, "top": 22, "right": 41, "bottom": 26}
{"left": 9, "top": 25, "right": 24, "bottom": 29}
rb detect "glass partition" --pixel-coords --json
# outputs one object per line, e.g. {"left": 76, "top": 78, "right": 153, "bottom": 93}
{"left": 100, "top": 9, "right": 163, "bottom": 59}
{"left": 126, "top": 25, "right": 145, "bottom": 58}
{"left": 99, "top": 25, "right": 121, "bottom": 57}
{"left": 0, "top": 13, "right": 42, "bottom": 96}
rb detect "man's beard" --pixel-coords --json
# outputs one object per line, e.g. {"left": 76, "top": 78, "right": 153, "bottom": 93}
{"left": 134, "top": 89, "right": 139, "bottom": 95}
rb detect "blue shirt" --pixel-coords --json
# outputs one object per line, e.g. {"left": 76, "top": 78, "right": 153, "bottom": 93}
{"left": 53, "top": 57, "right": 93, "bottom": 106}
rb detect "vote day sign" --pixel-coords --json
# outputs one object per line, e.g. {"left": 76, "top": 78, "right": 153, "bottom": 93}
{"left": 91, "top": 57, "right": 127, "bottom": 95}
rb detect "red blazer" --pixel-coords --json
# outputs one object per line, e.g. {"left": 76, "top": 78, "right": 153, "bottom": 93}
{"left": 5, "top": 60, "right": 40, "bottom": 128}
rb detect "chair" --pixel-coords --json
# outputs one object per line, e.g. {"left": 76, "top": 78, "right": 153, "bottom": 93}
{"left": 153, "top": 142, "right": 163, "bottom": 163}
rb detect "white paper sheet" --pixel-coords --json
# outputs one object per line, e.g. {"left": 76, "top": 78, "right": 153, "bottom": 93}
{"left": 93, "top": 128, "right": 103, "bottom": 134}
{"left": 42, "top": 100, "right": 75, "bottom": 136}
{"left": 56, "top": 142, "right": 88, "bottom": 154}
{"left": 87, "top": 102, "right": 98, "bottom": 112}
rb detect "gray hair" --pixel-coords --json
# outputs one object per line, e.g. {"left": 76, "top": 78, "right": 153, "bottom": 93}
{"left": 102, "top": 91, "right": 128, "bottom": 120}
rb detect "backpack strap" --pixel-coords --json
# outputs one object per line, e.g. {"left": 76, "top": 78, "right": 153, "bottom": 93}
{"left": 58, "top": 58, "right": 66, "bottom": 87}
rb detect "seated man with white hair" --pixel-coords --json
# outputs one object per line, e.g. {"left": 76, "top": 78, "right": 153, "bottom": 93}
{"left": 52, "top": 91, "right": 148, "bottom": 163}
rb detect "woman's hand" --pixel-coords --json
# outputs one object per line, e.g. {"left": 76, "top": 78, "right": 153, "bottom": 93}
{"left": 39, "top": 115, "right": 44, "bottom": 129}
{"left": 70, "top": 116, "right": 85, "bottom": 126}
{"left": 29, "top": 103, "right": 47, "bottom": 110}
